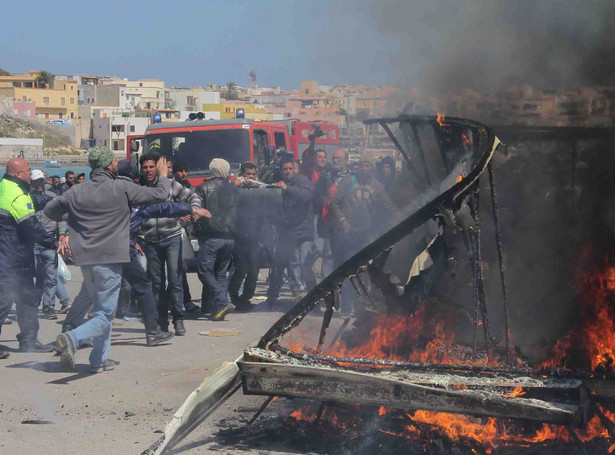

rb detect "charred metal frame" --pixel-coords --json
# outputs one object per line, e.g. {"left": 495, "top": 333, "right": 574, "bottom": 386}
{"left": 148, "top": 118, "right": 615, "bottom": 455}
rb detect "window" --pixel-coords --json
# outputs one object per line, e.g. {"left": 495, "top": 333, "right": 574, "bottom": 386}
{"left": 145, "top": 129, "right": 250, "bottom": 177}
{"left": 58, "top": 112, "right": 63, "bottom": 119}
{"left": 274, "top": 131, "right": 287, "bottom": 149}
{"left": 61, "top": 98, "right": 66, "bottom": 106}
{"left": 253, "top": 130, "right": 270, "bottom": 168}
{"left": 111, "top": 124, "right": 125, "bottom": 133}
{"left": 43, "top": 97, "right": 50, "bottom": 105}
{"left": 71, "top": 113, "right": 74, "bottom": 119}
{"left": 70, "top": 97, "right": 75, "bottom": 104}
{"left": 45, "top": 112, "right": 50, "bottom": 119}
{"left": 130, "top": 125, "right": 135, "bottom": 133}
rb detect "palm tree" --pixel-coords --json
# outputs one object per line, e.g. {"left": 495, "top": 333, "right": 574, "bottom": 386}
{"left": 36, "top": 70, "right": 55, "bottom": 89}
{"left": 225, "top": 81, "right": 238, "bottom": 100}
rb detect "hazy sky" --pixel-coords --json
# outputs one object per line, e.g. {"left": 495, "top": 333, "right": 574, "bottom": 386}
{"left": 1, "top": 1, "right": 613, "bottom": 91}
{"left": 1, "top": 0, "right": 402, "bottom": 89}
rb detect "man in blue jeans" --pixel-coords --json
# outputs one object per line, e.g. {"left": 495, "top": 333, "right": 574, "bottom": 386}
{"left": 45, "top": 147, "right": 171, "bottom": 373}
{"left": 29, "top": 169, "right": 70, "bottom": 319}
{"left": 139, "top": 152, "right": 201, "bottom": 336}
{"left": 195, "top": 159, "right": 238, "bottom": 321}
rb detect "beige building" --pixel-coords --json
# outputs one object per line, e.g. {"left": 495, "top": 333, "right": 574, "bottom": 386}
{"left": 0, "top": 72, "right": 78, "bottom": 121}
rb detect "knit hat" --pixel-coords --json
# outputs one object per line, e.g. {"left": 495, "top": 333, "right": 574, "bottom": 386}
{"left": 88, "top": 146, "right": 115, "bottom": 170}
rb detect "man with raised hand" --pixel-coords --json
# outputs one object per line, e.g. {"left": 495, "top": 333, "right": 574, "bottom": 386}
{"left": 45, "top": 147, "right": 171, "bottom": 373}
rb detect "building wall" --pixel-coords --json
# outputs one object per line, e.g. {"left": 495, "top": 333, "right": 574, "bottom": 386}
{"left": 0, "top": 80, "right": 79, "bottom": 121}
{"left": 201, "top": 102, "right": 271, "bottom": 121}
{"left": 0, "top": 138, "right": 43, "bottom": 162}
{"left": 10, "top": 100, "right": 37, "bottom": 119}
{"left": 124, "top": 79, "right": 165, "bottom": 110}
{"left": 92, "top": 113, "right": 149, "bottom": 152}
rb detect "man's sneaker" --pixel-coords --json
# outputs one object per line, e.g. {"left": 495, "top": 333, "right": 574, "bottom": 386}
{"left": 2, "top": 318, "right": 13, "bottom": 325}
{"left": 42, "top": 308, "right": 58, "bottom": 320}
{"left": 0, "top": 350, "right": 10, "bottom": 359}
{"left": 212, "top": 306, "right": 231, "bottom": 322}
{"left": 173, "top": 320, "right": 186, "bottom": 336}
{"left": 20, "top": 340, "right": 54, "bottom": 353}
{"left": 56, "top": 333, "right": 76, "bottom": 372}
{"left": 90, "top": 359, "right": 120, "bottom": 374}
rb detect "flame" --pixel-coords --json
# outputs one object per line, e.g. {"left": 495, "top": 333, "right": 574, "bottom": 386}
{"left": 437, "top": 113, "right": 446, "bottom": 127}
{"left": 503, "top": 387, "right": 526, "bottom": 398}
{"left": 540, "top": 247, "right": 615, "bottom": 375}
{"left": 436, "top": 113, "right": 446, "bottom": 127}
{"left": 289, "top": 408, "right": 317, "bottom": 421}
{"left": 324, "top": 307, "right": 457, "bottom": 364}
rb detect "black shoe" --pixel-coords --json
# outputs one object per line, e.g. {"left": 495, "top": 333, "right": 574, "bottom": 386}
{"left": 42, "top": 308, "right": 58, "bottom": 320}
{"left": 173, "top": 320, "right": 186, "bottom": 336}
{"left": 145, "top": 320, "right": 175, "bottom": 346}
{"left": 0, "top": 350, "right": 9, "bottom": 359}
{"left": 90, "top": 359, "right": 120, "bottom": 373}
{"left": 212, "top": 306, "right": 231, "bottom": 322}
{"left": 20, "top": 340, "right": 54, "bottom": 353}
{"left": 185, "top": 302, "right": 200, "bottom": 312}
{"left": 56, "top": 333, "right": 76, "bottom": 371}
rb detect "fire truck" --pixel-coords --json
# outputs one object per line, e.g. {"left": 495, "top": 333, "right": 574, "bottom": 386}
{"left": 127, "top": 111, "right": 340, "bottom": 185}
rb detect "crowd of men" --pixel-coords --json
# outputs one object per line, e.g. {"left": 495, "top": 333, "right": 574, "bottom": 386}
{"left": 0, "top": 144, "right": 399, "bottom": 373}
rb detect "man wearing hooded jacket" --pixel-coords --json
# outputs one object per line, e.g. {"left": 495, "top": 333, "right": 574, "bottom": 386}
{"left": 195, "top": 159, "right": 238, "bottom": 321}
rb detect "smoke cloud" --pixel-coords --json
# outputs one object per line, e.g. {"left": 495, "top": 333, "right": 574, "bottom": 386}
{"left": 370, "top": 0, "right": 615, "bottom": 93}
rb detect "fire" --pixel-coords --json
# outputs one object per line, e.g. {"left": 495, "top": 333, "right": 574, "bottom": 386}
{"left": 540, "top": 248, "right": 615, "bottom": 375}
{"left": 503, "top": 387, "right": 526, "bottom": 398}
{"left": 324, "top": 307, "right": 456, "bottom": 364}
{"left": 437, "top": 112, "right": 446, "bottom": 127}
{"left": 288, "top": 404, "right": 615, "bottom": 450}
{"left": 289, "top": 408, "right": 316, "bottom": 421}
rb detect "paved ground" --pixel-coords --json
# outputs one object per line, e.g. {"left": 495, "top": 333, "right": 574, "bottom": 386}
{"left": 0, "top": 266, "right": 316, "bottom": 455}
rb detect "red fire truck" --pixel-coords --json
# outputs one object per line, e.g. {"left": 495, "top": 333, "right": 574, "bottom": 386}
{"left": 127, "top": 113, "right": 340, "bottom": 185}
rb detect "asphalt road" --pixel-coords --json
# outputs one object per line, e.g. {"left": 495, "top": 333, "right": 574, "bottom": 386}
{"left": 0, "top": 266, "right": 308, "bottom": 455}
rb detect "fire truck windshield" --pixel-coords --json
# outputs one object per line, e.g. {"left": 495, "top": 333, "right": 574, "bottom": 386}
{"left": 144, "top": 128, "right": 250, "bottom": 177}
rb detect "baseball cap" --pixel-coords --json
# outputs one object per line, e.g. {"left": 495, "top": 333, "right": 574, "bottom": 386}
{"left": 31, "top": 169, "right": 45, "bottom": 181}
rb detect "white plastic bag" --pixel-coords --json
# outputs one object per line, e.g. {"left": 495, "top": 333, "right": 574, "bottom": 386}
{"left": 181, "top": 228, "right": 195, "bottom": 262}
{"left": 58, "top": 255, "right": 71, "bottom": 282}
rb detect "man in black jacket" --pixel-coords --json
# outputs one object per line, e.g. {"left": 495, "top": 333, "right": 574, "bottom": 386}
{"left": 229, "top": 162, "right": 263, "bottom": 312}
{"left": 195, "top": 159, "right": 238, "bottom": 321}
{"left": 265, "top": 155, "right": 314, "bottom": 307}
{"left": 0, "top": 158, "right": 57, "bottom": 357}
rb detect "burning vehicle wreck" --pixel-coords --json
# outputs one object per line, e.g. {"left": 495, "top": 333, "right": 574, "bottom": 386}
{"left": 147, "top": 115, "right": 615, "bottom": 454}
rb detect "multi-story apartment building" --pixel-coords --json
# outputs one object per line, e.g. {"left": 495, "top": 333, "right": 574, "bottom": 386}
{"left": 90, "top": 108, "right": 149, "bottom": 153}
{"left": 0, "top": 72, "right": 78, "bottom": 121}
